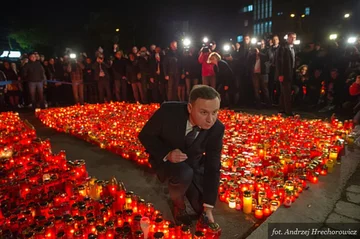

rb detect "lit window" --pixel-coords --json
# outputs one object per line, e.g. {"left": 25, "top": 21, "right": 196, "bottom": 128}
{"left": 305, "top": 7, "right": 310, "bottom": 15}
{"left": 248, "top": 5, "right": 253, "bottom": 11}
{"left": 243, "top": 7, "right": 248, "bottom": 12}
{"left": 269, "top": 0, "right": 272, "bottom": 17}
{"left": 237, "top": 35, "right": 243, "bottom": 42}
{"left": 265, "top": 22, "right": 269, "bottom": 33}
{"left": 265, "top": 0, "right": 268, "bottom": 18}
{"left": 269, "top": 21, "right": 272, "bottom": 32}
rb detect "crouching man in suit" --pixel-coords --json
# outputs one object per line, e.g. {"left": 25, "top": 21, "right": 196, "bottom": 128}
{"left": 138, "top": 85, "right": 224, "bottom": 225}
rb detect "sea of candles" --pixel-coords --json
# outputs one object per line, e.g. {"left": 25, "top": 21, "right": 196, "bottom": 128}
{"left": 36, "top": 102, "right": 353, "bottom": 220}
{"left": 0, "top": 112, "right": 220, "bottom": 239}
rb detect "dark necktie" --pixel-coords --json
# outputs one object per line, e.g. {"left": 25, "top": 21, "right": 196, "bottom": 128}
{"left": 185, "top": 126, "right": 200, "bottom": 148}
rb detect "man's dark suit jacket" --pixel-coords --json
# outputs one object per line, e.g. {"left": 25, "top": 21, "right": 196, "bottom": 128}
{"left": 275, "top": 43, "right": 295, "bottom": 83}
{"left": 138, "top": 102, "right": 225, "bottom": 206}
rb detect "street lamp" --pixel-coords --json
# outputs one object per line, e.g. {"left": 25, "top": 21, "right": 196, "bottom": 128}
{"left": 344, "top": 13, "right": 350, "bottom": 18}
{"left": 203, "top": 37, "right": 209, "bottom": 43}
{"left": 115, "top": 28, "right": 120, "bottom": 32}
{"left": 329, "top": 34, "right": 338, "bottom": 40}
{"left": 290, "top": 14, "right": 295, "bottom": 18}
{"left": 301, "top": 14, "right": 305, "bottom": 18}
{"left": 251, "top": 38, "right": 257, "bottom": 44}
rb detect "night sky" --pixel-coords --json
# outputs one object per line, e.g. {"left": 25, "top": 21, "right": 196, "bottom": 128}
{"left": 1, "top": 1, "right": 243, "bottom": 55}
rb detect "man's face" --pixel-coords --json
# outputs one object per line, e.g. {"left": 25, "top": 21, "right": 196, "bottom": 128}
{"left": 287, "top": 34, "right": 296, "bottom": 45}
{"left": 261, "top": 40, "right": 265, "bottom": 48}
{"left": 187, "top": 98, "right": 220, "bottom": 130}
{"left": 170, "top": 41, "right": 177, "bottom": 50}
{"left": 4, "top": 62, "right": 9, "bottom": 69}
{"left": 49, "top": 58, "right": 55, "bottom": 64}
{"left": 211, "top": 44, "right": 216, "bottom": 51}
{"left": 29, "top": 54, "right": 36, "bottom": 62}
{"left": 115, "top": 52, "right": 122, "bottom": 59}
{"left": 301, "top": 67, "right": 308, "bottom": 75}
{"left": 150, "top": 45, "right": 156, "bottom": 51}
{"left": 132, "top": 47, "right": 138, "bottom": 54}
{"left": 245, "top": 36, "right": 250, "bottom": 45}
{"left": 330, "top": 71, "right": 338, "bottom": 79}
{"left": 273, "top": 36, "right": 279, "bottom": 46}
{"left": 155, "top": 47, "right": 161, "bottom": 53}
{"left": 86, "top": 58, "right": 91, "bottom": 64}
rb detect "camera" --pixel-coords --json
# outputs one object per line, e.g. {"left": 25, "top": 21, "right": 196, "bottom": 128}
{"left": 202, "top": 43, "right": 213, "bottom": 53}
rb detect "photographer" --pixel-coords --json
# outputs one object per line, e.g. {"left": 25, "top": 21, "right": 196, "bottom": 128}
{"left": 67, "top": 58, "right": 85, "bottom": 105}
{"left": 92, "top": 55, "right": 112, "bottom": 103}
{"left": 198, "top": 41, "right": 216, "bottom": 88}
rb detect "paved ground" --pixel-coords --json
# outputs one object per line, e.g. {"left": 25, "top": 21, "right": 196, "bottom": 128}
{"left": 19, "top": 108, "right": 360, "bottom": 239}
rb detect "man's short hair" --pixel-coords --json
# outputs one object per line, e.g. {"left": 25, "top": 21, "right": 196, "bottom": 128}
{"left": 189, "top": 85, "right": 221, "bottom": 104}
{"left": 288, "top": 32, "right": 296, "bottom": 36}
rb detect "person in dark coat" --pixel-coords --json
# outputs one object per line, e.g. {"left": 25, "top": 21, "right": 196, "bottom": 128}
{"left": 138, "top": 85, "right": 224, "bottom": 226}
{"left": 276, "top": 32, "right": 297, "bottom": 116}
{"left": 207, "top": 52, "right": 234, "bottom": 107}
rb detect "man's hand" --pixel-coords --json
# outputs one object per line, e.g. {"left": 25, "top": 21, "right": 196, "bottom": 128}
{"left": 279, "top": 76, "right": 284, "bottom": 82}
{"left": 165, "top": 76, "right": 170, "bottom": 80}
{"left": 204, "top": 207, "right": 214, "bottom": 223}
{"left": 167, "top": 149, "right": 187, "bottom": 163}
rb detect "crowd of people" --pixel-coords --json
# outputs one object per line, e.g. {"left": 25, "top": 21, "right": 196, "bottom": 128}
{"left": 0, "top": 32, "right": 360, "bottom": 123}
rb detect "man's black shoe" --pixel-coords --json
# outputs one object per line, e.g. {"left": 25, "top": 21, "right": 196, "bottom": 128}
{"left": 173, "top": 206, "right": 192, "bottom": 226}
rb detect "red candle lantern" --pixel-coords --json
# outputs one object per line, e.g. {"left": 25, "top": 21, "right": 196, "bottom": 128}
{"left": 254, "top": 205, "right": 264, "bottom": 219}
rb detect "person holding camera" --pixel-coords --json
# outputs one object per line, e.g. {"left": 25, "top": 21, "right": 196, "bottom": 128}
{"left": 92, "top": 55, "right": 112, "bottom": 103}
{"left": 198, "top": 41, "right": 216, "bottom": 88}
{"left": 163, "top": 41, "right": 183, "bottom": 101}
{"left": 67, "top": 57, "right": 85, "bottom": 105}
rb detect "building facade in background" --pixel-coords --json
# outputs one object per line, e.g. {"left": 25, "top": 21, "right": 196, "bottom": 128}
{"left": 235, "top": 0, "right": 360, "bottom": 44}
